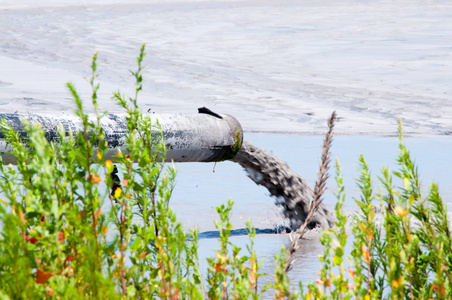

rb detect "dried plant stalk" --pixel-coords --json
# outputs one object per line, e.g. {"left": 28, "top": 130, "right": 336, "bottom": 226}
{"left": 285, "top": 111, "right": 337, "bottom": 272}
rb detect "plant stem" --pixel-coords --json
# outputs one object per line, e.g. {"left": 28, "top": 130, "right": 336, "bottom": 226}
{"left": 285, "top": 111, "right": 336, "bottom": 273}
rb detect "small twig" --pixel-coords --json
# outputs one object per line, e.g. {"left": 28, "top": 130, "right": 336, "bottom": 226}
{"left": 151, "top": 189, "right": 159, "bottom": 237}
{"left": 284, "top": 111, "right": 337, "bottom": 272}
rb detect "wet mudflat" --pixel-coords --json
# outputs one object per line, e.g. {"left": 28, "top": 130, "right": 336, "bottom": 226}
{"left": 171, "top": 133, "right": 452, "bottom": 289}
{"left": 2, "top": 0, "right": 452, "bottom": 136}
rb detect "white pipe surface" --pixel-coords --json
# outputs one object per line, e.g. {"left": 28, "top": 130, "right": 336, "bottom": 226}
{"left": 0, "top": 112, "right": 243, "bottom": 164}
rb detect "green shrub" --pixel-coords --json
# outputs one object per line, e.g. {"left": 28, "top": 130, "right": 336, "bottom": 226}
{"left": 301, "top": 121, "right": 452, "bottom": 300}
{"left": 0, "top": 45, "right": 263, "bottom": 299}
{"left": 0, "top": 45, "right": 450, "bottom": 299}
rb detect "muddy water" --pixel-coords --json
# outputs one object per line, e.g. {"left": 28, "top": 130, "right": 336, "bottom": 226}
{"left": 171, "top": 133, "right": 452, "bottom": 292}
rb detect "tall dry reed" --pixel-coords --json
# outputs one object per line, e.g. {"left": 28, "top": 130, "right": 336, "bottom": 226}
{"left": 285, "top": 111, "right": 337, "bottom": 272}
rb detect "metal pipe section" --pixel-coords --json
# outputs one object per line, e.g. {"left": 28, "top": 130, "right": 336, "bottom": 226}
{"left": 0, "top": 112, "right": 243, "bottom": 164}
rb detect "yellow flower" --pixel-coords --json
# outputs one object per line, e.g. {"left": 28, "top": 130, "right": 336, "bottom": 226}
{"left": 393, "top": 277, "right": 402, "bottom": 289}
{"left": 105, "top": 160, "right": 113, "bottom": 173}
{"left": 394, "top": 206, "right": 408, "bottom": 218}
{"left": 114, "top": 187, "right": 122, "bottom": 199}
{"left": 96, "top": 150, "right": 102, "bottom": 161}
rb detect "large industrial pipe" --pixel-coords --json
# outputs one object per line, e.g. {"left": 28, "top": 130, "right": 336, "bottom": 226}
{"left": 0, "top": 109, "right": 243, "bottom": 164}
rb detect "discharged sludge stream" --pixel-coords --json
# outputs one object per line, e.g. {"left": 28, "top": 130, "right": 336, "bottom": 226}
{"left": 231, "top": 140, "right": 335, "bottom": 231}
